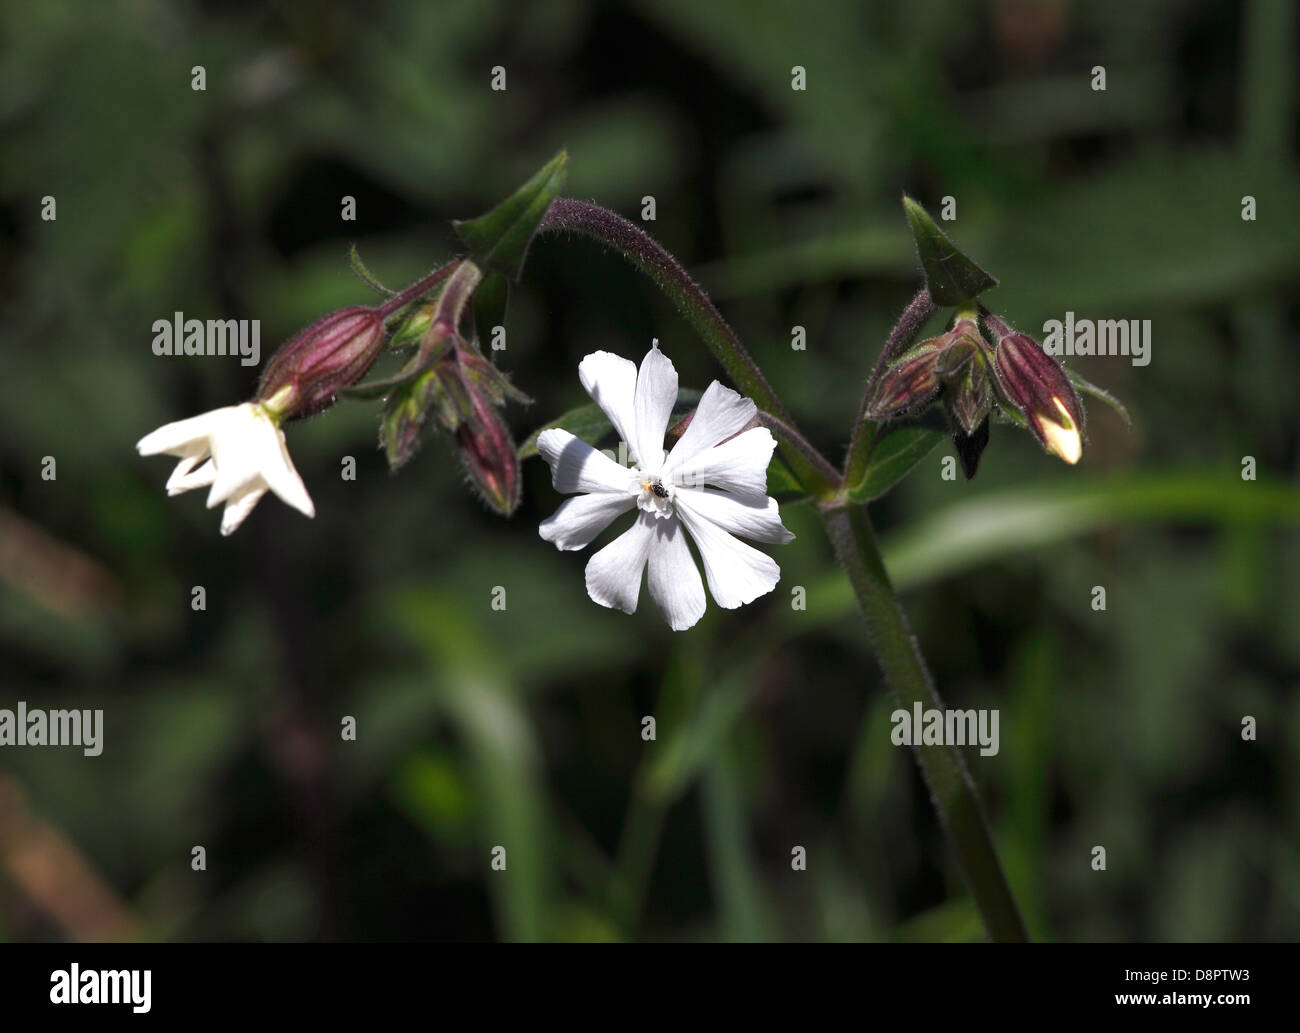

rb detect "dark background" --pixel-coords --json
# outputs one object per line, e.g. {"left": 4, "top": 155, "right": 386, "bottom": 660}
{"left": 1, "top": 0, "right": 1297, "bottom": 941}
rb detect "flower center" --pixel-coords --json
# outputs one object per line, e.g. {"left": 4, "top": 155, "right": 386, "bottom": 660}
{"left": 635, "top": 470, "right": 675, "bottom": 518}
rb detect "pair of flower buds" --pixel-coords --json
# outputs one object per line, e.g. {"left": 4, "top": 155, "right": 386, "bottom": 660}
{"left": 136, "top": 264, "right": 521, "bottom": 535}
{"left": 866, "top": 309, "right": 1084, "bottom": 475}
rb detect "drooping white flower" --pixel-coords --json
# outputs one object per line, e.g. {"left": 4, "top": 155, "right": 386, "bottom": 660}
{"left": 537, "top": 341, "right": 793, "bottom": 631}
{"left": 137, "top": 402, "right": 315, "bottom": 536}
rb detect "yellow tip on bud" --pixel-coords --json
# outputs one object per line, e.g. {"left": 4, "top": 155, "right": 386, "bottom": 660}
{"left": 1040, "top": 397, "right": 1082, "bottom": 464}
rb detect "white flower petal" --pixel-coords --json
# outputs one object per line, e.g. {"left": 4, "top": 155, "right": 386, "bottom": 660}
{"left": 633, "top": 342, "right": 677, "bottom": 469}
{"left": 260, "top": 419, "right": 315, "bottom": 517}
{"left": 646, "top": 517, "right": 706, "bottom": 631}
{"left": 220, "top": 482, "right": 268, "bottom": 536}
{"left": 675, "top": 487, "right": 794, "bottom": 544}
{"left": 669, "top": 427, "right": 776, "bottom": 500}
{"left": 537, "top": 429, "right": 635, "bottom": 495}
{"left": 167, "top": 456, "right": 216, "bottom": 496}
{"left": 540, "top": 492, "right": 636, "bottom": 551}
{"left": 142, "top": 401, "right": 314, "bottom": 533}
{"left": 675, "top": 497, "right": 782, "bottom": 609}
{"left": 664, "top": 381, "right": 757, "bottom": 469}
{"left": 136, "top": 407, "right": 232, "bottom": 457}
{"left": 584, "top": 511, "right": 656, "bottom": 615}
{"left": 579, "top": 351, "right": 642, "bottom": 466}
{"left": 205, "top": 411, "right": 261, "bottom": 508}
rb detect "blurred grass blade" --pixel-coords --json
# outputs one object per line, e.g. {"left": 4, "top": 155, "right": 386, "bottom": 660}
{"left": 792, "top": 472, "right": 1300, "bottom": 625}
{"left": 642, "top": 668, "right": 758, "bottom": 803}
{"left": 701, "top": 747, "right": 770, "bottom": 941}
{"left": 885, "top": 471, "right": 1300, "bottom": 589}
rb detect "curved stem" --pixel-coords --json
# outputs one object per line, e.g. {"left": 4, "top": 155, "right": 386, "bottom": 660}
{"left": 844, "top": 289, "right": 937, "bottom": 489}
{"left": 378, "top": 258, "right": 462, "bottom": 320}
{"left": 539, "top": 199, "right": 837, "bottom": 499}
{"left": 821, "top": 501, "right": 1029, "bottom": 942}
{"left": 540, "top": 200, "right": 781, "bottom": 413}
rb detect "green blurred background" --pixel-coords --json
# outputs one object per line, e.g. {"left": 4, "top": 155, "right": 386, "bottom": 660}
{"left": 2, "top": 0, "right": 1298, "bottom": 942}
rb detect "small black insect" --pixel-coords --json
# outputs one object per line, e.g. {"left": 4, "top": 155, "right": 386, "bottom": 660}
{"left": 651, "top": 480, "right": 670, "bottom": 499}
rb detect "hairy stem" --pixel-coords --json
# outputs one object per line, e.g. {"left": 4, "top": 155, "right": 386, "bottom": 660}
{"left": 379, "top": 258, "right": 462, "bottom": 321}
{"left": 539, "top": 198, "right": 838, "bottom": 499}
{"left": 821, "top": 501, "right": 1028, "bottom": 943}
{"left": 844, "top": 289, "right": 937, "bottom": 489}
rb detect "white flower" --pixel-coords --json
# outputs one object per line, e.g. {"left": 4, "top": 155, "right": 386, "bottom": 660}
{"left": 137, "top": 402, "right": 315, "bottom": 536}
{"left": 537, "top": 341, "right": 793, "bottom": 631}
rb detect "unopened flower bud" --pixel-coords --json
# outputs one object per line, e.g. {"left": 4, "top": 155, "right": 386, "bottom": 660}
{"left": 382, "top": 368, "right": 444, "bottom": 469}
{"left": 866, "top": 340, "right": 946, "bottom": 419}
{"left": 389, "top": 302, "right": 436, "bottom": 349}
{"left": 457, "top": 388, "right": 521, "bottom": 516}
{"left": 991, "top": 332, "right": 1084, "bottom": 465}
{"left": 946, "top": 359, "right": 991, "bottom": 436}
{"left": 257, "top": 306, "right": 387, "bottom": 419}
{"left": 936, "top": 317, "right": 981, "bottom": 375}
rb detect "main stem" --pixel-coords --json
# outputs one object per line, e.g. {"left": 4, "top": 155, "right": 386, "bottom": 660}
{"left": 821, "top": 502, "right": 1028, "bottom": 942}
{"left": 539, "top": 198, "right": 1026, "bottom": 940}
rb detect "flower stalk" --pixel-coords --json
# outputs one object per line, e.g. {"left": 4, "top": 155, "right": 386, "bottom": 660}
{"left": 820, "top": 500, "right": 1029, "bottom": 942}
{"left": 845, "top": 288, "right": 937, "bottom": 490}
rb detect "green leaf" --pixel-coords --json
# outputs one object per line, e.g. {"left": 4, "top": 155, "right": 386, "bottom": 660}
{"left": 518, "top": 402, "right": 614, "bottom": 460}
{"left": 454, "top": 151, "right": 568, "bottom": 282}
{"left": 848, "top": 424, "right": 944, "bottom": 502}
{"left": 902, "top": 196, "right": 998, "bottom": 306}
{"left": 1067, "top": 368, "right": 1132, "bottom": 427}
{"left": 765, "top": 455, "right": 805, "bottom": 498}
{"left": 518, "top": 389, "right": 700, "bottom": 460}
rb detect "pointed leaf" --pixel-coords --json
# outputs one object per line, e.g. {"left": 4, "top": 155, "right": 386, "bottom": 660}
{"left": 348, "top": 243, "right": 396, "bottom": 296}
{"left": 454, "top": 151, "right": 568, "bottom": 281}
{"left": 902, "top": 196, "right": 998, "bottom": 306}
